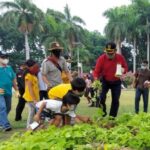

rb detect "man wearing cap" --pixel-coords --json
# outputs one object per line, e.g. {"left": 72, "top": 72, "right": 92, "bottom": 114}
{"left": 41, "top": 41, "right": 72, "bottom": 90}
{"left": 93, "top": 42, "right": 128, "bottom": 117}
{"left": 0, "top": 51, "right": 19, "bottom": 131}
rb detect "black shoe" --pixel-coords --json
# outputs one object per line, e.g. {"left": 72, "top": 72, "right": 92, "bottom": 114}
{"left": 89, "top": 101, "right": 95, "bottom": 107}
{"left": 102, "top": 112, "right": 107, "bottom": 117}
{"left": 4, "top": 127, "right": 12, "bottom": 132}
{"left": 15, "top": 117, "right": 22, "bottom": 121}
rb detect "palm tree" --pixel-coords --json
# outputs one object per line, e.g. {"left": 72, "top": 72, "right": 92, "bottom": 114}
{"left": 103, "top": 6, "right": 128, "bottom": 53}
{"left": 0, "top": 0, "right": 43, "bottom": 60}
{"left": 45, "top": 5, "right": 86, "bottom": 57}
{"left": 63, "top": 4, "right": 86, "bottom": 56}
{"left": 125, "top": 5, "right": 142, "bottom": 72}
{"left": 131, "top": 0, "right": 150, "bottom": 67}
{"left": 41, "top": 9, "right": 66, "bottom": 48}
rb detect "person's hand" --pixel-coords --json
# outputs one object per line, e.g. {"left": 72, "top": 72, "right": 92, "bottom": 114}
{"left": 34, "top": 114, "right": 41, "bottom": 123}
{"left": 84, "top": 117, "right": 93, "bottom": 124}
{"left": 144, "top": 80, "right": 150, "bottom": 88}
{"left": 33, "top": 100, "right": 38, "bottom": 105}
{"left": 80, "top": 116, "right": 93, "bottom": 124}
{"left": 0, "top": 88, "right": 4, "bottom": 94}
{"left": 74, "top": 117, "right": 82, "bottom": 124}
{"left": 75, "top": 115, "right": 93, "bottom": 124}
{"left": 121, "top": 67, "right": 125, "bottom": 73}
{"left": 15, "top": 90, "right": 20, "bottom": 98}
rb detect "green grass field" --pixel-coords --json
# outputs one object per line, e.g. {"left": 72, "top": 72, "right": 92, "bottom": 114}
{"left": 0, "top": 89, "right": 149, "bottom": 142}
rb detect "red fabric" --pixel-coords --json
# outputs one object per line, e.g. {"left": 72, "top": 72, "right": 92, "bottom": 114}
{"left": 29, "top": 64, "right": 39, "bottom": 75}
{"left": 93, "top": 53, "right": 128, "bottom": 81}
{"left": 47, "top": 56, "right": 58, "bottom": 65}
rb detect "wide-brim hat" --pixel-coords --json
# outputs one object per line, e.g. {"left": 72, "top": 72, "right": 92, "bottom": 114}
{"left": 0, "top": 51, "right": 9, "bottom": 58}
{"left": 48, "top": 41, "right": 63, "bottom": 51}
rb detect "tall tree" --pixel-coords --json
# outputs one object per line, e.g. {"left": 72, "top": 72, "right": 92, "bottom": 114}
{"left": 0, "top": 0, "right": 43, "bottom": 60}
{"left": 131, "top": 0, "right": 150, "bottom": 67}
{"left": 63, "top": 4, "right": 86, "bottom": 56}
{"left": 44, "top": 5, "right": 86, "bottom": 57}
{"left": 125, "top": 5, "right": 141, "bottom": 72}
{"left": 41, "top": 10, "right": 66, "bottom": 51}
{"left": 103, "top": 6, "right": 128, "bottom": 53}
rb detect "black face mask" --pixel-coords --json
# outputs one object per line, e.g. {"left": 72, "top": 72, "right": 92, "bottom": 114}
{"left": 52, "top": 49, "right": 61, "bottom": 58}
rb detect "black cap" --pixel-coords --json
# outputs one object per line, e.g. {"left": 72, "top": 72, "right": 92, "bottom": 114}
{"left": 0, "top": 51, "right": 9, "bottom": 58}
{"left": 105, "top": 42, "right": 116, "bottom": 50}
{"left": 105, "top": 42, "right": 116, "bottom": 54}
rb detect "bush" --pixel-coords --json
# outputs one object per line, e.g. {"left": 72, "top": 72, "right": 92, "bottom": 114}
{"left": 123, "top": 72, "right": 134, "bottom": 88}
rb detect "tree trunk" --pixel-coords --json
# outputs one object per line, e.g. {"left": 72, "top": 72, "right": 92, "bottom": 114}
{"left": 24, "top": 31, "right": 30, "bottom": 60}
{"left": 116, "top": 40, "right": 121, "bottom": 54}
{"left": 146, "top": 18, "right": 150, "bottom": 68}
{"left": 133, "top": 37, "right": 136, "bottom": 73}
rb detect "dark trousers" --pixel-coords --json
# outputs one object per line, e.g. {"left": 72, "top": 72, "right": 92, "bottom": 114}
{"left": 99, "top": 79, "right": 121, "bottom": 117}
{"left": 135, "top": 87, "right": 149, "bottom": 113}
{"left": 39, "top": 90, "right": 48, "bottom": 100}
{"left": 15, "top": 96, "right": 26, "bottom": 121}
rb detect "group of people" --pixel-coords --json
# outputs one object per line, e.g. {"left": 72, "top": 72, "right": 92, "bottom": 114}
{"left": 1, "top": 40, "right": 150, "bottom": 132}
{"left": 0, "top": 41, "right": 90, "bottom": 132}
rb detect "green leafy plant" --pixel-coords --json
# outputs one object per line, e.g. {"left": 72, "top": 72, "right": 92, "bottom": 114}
{"left": 1, "top": 113, "right": 150, "bottom": 150}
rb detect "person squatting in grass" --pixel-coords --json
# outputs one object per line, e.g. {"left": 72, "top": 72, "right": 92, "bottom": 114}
{"left": 33, "top": 91, "right": 91, "bottom": 129}
{"left": 47, "top": 77, "right": 92, "bottom": 125}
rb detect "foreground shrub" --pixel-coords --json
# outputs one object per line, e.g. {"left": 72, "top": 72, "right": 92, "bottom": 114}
{"left": 1, "top": 113, "right": 150, "bottom": 150}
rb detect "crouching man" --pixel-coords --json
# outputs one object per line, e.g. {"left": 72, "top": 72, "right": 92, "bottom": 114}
{"left": 48, "top": 77, "right": 92, "bottom": 125}
{"left": 32, "top": 91, "right": 91, "bottom": 130}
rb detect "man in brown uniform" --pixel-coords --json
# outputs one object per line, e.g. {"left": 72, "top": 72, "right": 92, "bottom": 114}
{"left": 41, "top": 42, "right": 72, "bottom": 90}
{"left": 134, "top": 60, "right": 150, "bottom": 113}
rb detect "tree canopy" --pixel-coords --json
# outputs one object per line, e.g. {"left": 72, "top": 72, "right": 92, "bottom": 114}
{"left": 0, "top": 0, "right": 150, "bottom": 72}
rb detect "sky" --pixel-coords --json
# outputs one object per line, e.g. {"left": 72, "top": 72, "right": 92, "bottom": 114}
{"left": 0, "top": 0, "right": 131, "bottom": 34}
{"left": 32, "top": 0, "right": 131, "bottom": 34}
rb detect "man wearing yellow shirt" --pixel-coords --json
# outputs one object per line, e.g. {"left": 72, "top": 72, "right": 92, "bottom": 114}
{"left": 48, "top": 77, "right": 86, "bottom": 100}
{"left": 48, "top": 78, "right": 91, "bottom": 125}
{"left": 48, "top": 83, "right": 71, "bottom": 100}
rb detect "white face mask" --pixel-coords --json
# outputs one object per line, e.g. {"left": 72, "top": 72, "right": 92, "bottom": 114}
{"left": 141, "top": 64, "right": 147, "bottom": 70}
{"left": 0, "top": 58, "right": 9, "bottom": 65}
{"left": 141, "top": 66, "right": 146, "bottom": 69}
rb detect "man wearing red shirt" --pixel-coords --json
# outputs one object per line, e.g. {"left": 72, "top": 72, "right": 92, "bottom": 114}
{"left": 93, "top": 42, "right": 128, "bottom": 117}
